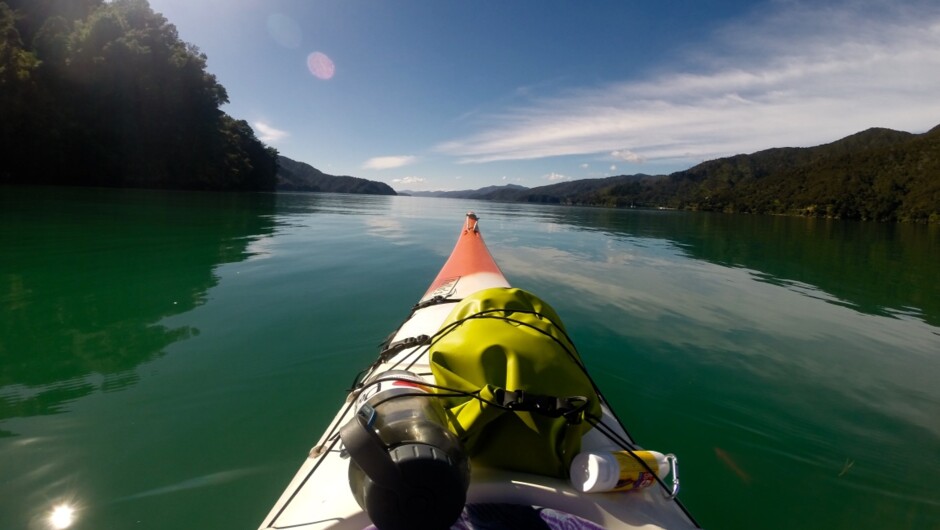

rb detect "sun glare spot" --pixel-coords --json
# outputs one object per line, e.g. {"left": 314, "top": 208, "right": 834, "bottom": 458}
{"left": 49, "top": 504, "right": 75, "bottom": 529}
{"left": 307, "top": 51, "right": 336, "bottom": 80}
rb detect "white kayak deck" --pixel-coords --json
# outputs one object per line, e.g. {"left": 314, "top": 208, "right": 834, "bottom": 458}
{"left": 259, "top": 221, "right": 700, "bottom": 529}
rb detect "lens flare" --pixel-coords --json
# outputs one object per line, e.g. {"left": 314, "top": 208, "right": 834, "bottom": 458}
{"left": 49, "top": 504, "right": 75, "bottom": 529}
{"left": 307, "top": 51, "right": 335, "bottom": 80}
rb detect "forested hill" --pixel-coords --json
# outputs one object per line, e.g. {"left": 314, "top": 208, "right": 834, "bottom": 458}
{"left": 402, "top": 184, "right": 527, "bottom": 199}
{"left": 0, "top": 0, "right": 277, "bottom": 191}
{"left": 650, "top": 125, "right": 940, "bottom": 222}
{"left": 440, "top": 126, "right": 939, "bottom": 223}
{"left": 277, "top": 156, "right": 396, "bottom": 195}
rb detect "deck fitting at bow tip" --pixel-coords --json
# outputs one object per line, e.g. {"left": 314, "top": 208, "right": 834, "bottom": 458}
{"left": 466, "top": 211, "right": 479, "bottom": 233}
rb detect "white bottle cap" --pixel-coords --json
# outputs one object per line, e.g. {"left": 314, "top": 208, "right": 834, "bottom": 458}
{"left": 570, "top": 451, "right": 619, "bottom": 493}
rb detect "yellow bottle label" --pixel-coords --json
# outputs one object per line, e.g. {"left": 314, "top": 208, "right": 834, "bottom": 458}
{"left": 610, "top": 451, "right": 660, "bottom": 492}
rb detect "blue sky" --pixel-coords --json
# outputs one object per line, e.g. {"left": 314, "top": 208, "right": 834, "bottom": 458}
{"left": 147, "top": 0, "right": 940, "bottom": 192}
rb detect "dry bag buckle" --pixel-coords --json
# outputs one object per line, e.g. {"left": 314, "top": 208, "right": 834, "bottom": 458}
{"left": 495, "top": 389, "right": 588, "bottom": 424}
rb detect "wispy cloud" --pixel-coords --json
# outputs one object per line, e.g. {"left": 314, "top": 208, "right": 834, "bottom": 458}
{"left": 435, "top": 1, "right": 940, "bottom": 166}
{"left": 363, "top": 155, "right": 417, "bottom": 170}
{"left": 611, "top": 149, "right": 645, "bottom": 163}
{"left": 544, "top": 172, "right": 567, "bottom": 182}
{"left": 253, "top": 121, "right": 288, "bottom": 143}
{"left": 392, "top": 176, "right": 425, "bottom": 184}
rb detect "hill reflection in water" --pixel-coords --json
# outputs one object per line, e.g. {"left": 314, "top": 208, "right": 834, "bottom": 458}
{"left": 0, "top": 187, "right": 277, "bottom": 431}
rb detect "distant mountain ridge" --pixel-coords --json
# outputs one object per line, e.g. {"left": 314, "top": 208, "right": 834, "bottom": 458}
{"left": 401, "top": 184, "right": 527, "bottom": 199}
{"left": 277, "top": 156, "right": 396, "bottom": 195}
{"left": 401, "top": 125, "right": 939, "bottom": 223}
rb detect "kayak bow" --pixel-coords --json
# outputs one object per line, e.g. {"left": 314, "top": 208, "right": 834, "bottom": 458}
{"left": 424, "top": 212, "right": 509, "bottom": 301}
{"left": 259, "top": 212, "right": 700, "bottom": 530}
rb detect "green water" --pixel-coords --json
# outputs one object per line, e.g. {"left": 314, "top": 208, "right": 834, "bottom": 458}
{"left": 1, "top": 187, "right": 938, "bottom": 529}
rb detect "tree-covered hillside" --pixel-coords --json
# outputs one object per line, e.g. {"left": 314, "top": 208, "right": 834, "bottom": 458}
{"left": 0, "top": 0, "right": 277, "bottom": 191}
{"left": 277, "top": 156, "right": 396, "bottom": 195}
{"left": 655, "top": 126, "right": 939, "bottom": 222}
{"left": 402, "top": 184, "right": 527, "bottom": 199}
{"left": 466, "top": 126, "right": 939, "bottom": 223}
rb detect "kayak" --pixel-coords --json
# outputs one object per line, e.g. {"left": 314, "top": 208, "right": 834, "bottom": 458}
{"left": 259, "top": 212, "right": 701, "bottom": 530}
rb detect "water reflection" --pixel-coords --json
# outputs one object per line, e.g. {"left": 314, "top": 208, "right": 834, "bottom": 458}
{"left": 542, "top": 207, "right": 940, "bottom": 326}
{"left": 363, "top": 216, "right": 408, "bottom": 242}
{"left": 495, "top": 230, "right": 939, "bottom": 528}
{"left": 0, "top": 188, "right": 277, "bottom": 428}
{"left": 2, "top": 191, "right": 933, "bottom": 529}
{"left": 274, "top": 191, "right": 398, "bottom": 218}
{"left": 116, "top": 467, "right": 263, "bottom": 502}
{"left": 49, "top": 503, "right": 75, "bottom": 529}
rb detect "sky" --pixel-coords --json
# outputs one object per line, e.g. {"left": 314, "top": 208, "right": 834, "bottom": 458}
{"left": 146, "top": 0, "right": 940, "bottom": 192}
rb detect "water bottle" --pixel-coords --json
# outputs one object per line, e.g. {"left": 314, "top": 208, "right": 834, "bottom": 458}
{"left": 341, "top": 370, "right": 469, "bottom": 530}
{"left": 570, "top": 449, "right": 671, "bottom": 493}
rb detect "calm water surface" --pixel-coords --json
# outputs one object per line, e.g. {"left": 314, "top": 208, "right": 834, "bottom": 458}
{"left": 1, "top": 187, "right": 938, "bottom": 529}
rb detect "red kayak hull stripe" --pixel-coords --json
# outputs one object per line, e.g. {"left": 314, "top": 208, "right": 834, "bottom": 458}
{"left": 424, "top": 216, "right": 507, "bottom": 297}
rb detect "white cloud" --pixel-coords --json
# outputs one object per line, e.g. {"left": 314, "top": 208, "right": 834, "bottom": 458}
{"left": 610, "top": 149, "right": 646, "bottom": 163}
{"left": 545, "top": 172, "right": 567, "bottom": 182}
{"left": 435, "top": 1, "right": 940, "bottom": 166}
{"left": 392, "top": 176, "right": 425, "bottom": 184}
{"left": 609, "top": 164, "right": 617, "bottom": 171}
{"left": 580, "top": 163, "right": 589, "bottom": 169}
{"left": 363, "top": 155, "right": 417, "bottom": 170}
{"left": 253, "top": 121, "right": 288, "bottom": 143}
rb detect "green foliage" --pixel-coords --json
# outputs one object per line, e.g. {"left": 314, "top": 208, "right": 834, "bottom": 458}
{"left": 0, "top": 3, "right": 39, "bottom": 181}
{"left": 0, "top": 4, "right": 39, "bottom": 83}
{"left": 0, "top": 0, "right": 277, "bottom": 190}
{"left": 664, "top": 128, "right": 940, "bottom": 223}
{"left": 461, "top": 128, "right": 939, "bottom": 224}
{"left": 277, "top": 155, "right": 396, "bottom": 195}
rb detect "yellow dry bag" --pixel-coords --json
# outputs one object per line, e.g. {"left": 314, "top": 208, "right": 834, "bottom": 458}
{"left": 429, "top": 288, "right": 601, "bottom": 478}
